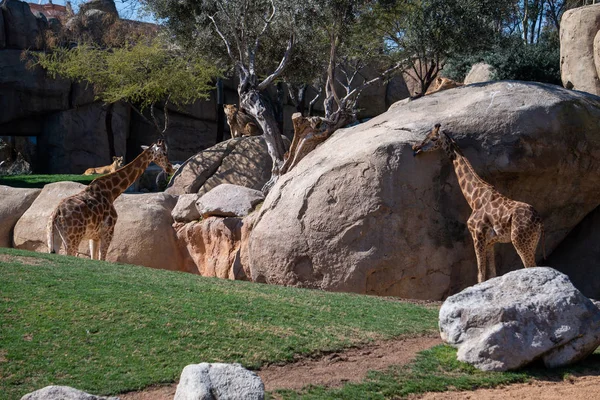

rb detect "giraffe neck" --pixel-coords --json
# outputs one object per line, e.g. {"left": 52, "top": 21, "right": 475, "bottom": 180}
{"left": 446, "top": 146, "right": 498, "bottom": 210}
{"left": 88, "top": 150, "right": 154, "bottom": 202}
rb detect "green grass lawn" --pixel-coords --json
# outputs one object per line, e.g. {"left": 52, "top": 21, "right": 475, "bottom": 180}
{"left": 0, "top": 248, "right": 438, "bottom": 399}
{"left": 0, "top": 174, "right": 96, "bottom": 188}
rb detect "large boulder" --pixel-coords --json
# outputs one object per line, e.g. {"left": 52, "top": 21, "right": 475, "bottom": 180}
{"left": 0, "top": 186, "right": 40, "bottom": 247}
{"left": 0, "top": 50, "right": 71, "bottom": 126}
{"left": 13, "top": 182, "right": 195, "bottom": 273}
{"left": 172, "top": 193, "right": 202, "bottom": 223}
{"left": 439, "top": 267, "right": 600, "bottom": 371}
{"left": 166, "top": 136, "right": 288, "bottom": 196}
{"left": 106, "top": 192, "right": 196, "bottom": 273}
{"left": 560, "top": 3, "right": 600, "bottom": 95}
{"left": 1, "top": 0, "right": 42, "bottom": 50}
{"left": 174, "top": 363, "right": 264, "bottom": 400}
{"left": 39, "top": 102, "right": 129, "bottom": 174}
{"left": 197, "top": 184, "right": 264, "bottom": 218}
{"left": 464, "top": 63, "right": 495, "bottom": 85}
{"left": 78, "top": 0, "right": 118, "bottom": 16}
{"left": 21, "top": 385, "right": 119, "bottom": 400}
{"left": 248, "top": 81, "right": 600, "bottom": 300}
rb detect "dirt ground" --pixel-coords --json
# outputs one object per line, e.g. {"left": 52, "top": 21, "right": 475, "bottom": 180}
{"left": 119, "top": 335, "right": 600, "bottom": 400}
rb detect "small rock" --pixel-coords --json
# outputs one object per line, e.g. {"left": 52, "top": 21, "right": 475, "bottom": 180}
{"left": 20, "top": 385, "right": 119, "bottom": 400}
{"left": 196, "top": 184, "right": 264, "bottom": 219}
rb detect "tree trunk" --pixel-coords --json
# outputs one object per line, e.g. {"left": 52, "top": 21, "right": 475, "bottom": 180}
{"left": 216, "top": 78, "right": 225, "bottom": 143}
{"left": 104, "top": 102, "right": 116, "bottom": 159}
{"left": 239, "top": 88, "right": 286, "bottom": 193}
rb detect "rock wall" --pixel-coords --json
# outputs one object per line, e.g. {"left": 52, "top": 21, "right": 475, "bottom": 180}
{"left": 560, "top": 3, "right": 600, "bottom": 96}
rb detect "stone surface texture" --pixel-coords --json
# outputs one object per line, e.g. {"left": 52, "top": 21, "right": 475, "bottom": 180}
{"left": 166, "top": 136, "right": 289, "bottom": 196}
{"left": 172, "top": 193, "right": 202, "bottom": 223}
{"left": 20, "top": 385, "right": 119, "bottom": 400}
{"left": 248, "top": 81, "right": 600, "bottom": 300}
{"left": 464, "top": 63, "right": 495, "bottom": 85}
{"left": 197, "top": 184, "right": 264, "bottom": 218}
{"left": 439, "top": 267, "right": 600, "bottom": 371}
{"left": 174, "top": 363, "right": 264, "bottom": 400}
{"left": 0, "top": 186, "right": 41, "bottom": 248}
{"left": 560, "top": 3, "right": 600, "bottom": 95}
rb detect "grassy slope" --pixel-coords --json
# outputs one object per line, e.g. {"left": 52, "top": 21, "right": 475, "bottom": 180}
{"left": 0, "top": 174, "right": 96, "bottom": 188}
{"left": 0, "top": 248, "right": 438, "bottom": 399}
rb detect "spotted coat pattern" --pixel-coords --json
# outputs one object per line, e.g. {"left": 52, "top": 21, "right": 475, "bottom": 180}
{"left": 413, "top": 124, "right": 544, "bottom": 283}
{"left": 47, "top": 140, "right": 173, "bottom": 260}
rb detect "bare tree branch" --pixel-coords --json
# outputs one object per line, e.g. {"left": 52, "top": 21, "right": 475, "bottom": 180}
{"left": 257, "top": 33, "right": 294, "bottom": 90}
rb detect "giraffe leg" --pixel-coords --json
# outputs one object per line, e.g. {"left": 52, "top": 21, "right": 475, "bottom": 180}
{"left": 486, "top": 245, "right": 497, "bottom": 279}
{"left": 100, "top": 209, "right": 117, "bottom": 261}
{"left": 512, "top": 230, "right": 540, "bottom": 268}
{"left": 89, "top": 239, "right": 100, "bottom": 260}
{"left": 100, "top": 229, "right": 114, "bottom": 261}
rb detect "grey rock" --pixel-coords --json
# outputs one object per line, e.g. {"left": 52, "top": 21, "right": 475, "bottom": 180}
{"left": 78, "top": 0, "right": 118, "bottom": 16}
{"left": 20, "top": 385, "right": 119, "bottom": 400}
{"left": 0, "top": 185, "right": 41, "bottom": 247}
{"left": 464, "top": 62, "right": 495, "bottom": 85}
{"left": 40, "top": 101, "right": 129, "bottom": 174}
{"left": 0, "top": 8, "right": 6, "bottom": 49}
{"left": 172, "top": 194, "right": 202, "bottom": 223}
{"left": 1, "top": 0, "right": 42, "bottom": 49}
{"left": 174, "top": 363, "right": 264, "bottom": 400}
{"left": 166, "top": 136, "right": 288, "bottom": 196}
{"left": 439, "top": 267, "right": 600, "bottom": 371}
{"left": 197, "top": 184, "right": 264, "bottom": 218}
{"left": 0, "top": 50, "right": 71, "bottom": 125}
{"left": 249, "top": 81, "right": 600, "bottom": 299}
{"left": 560, "top": 4, "right": 600, "bottom": 96}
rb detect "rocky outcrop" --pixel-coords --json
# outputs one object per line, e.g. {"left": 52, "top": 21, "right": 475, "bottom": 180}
{"left": 0, "top": 186, "right": 40, "bottom": 248}
{"left": 166, "top": 136, "right": 289, "bottom": 196}
{"left": 172, "top": 193, "right": 202, "bottom": 223}
{"left": 1, "top": 0, "right": 42, "bottom": 50}
{"left": 439, "top": 267, "right": 600, "bottom": 371}
{"left": 464, "top": 63, "right": 495, "bottom": 85}
{"left": 0, "top": 50, "right": 71, "bottom": 126}
{"left": 560, "top": 3, "right": 600, "bottom": 95}
{"left": 547, "top": 205, "right": 600, "bottom": 299}
{"left": 197, "top": 184, "right": 264, "bottom": 218}
{"left": 39, "top": 101, "right": 130, "bottom": 173}
{"left": 12, "top": 182, "right": 195, "bottom": 273}
{"left": 175, "top": 217, "right": 244, "bottom": 279}
{"left": 248, "top": 81, "right": 600, "bottom": 300}
{"left": 175, "top": 363, "right": 264, "bottom": 400}
{"left": 21, "top": 385, "right": 120, "bottom": 400}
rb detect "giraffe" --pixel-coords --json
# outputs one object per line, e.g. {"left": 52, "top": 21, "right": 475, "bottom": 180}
{"left": 412, "top": 124, "right": 544, "bottom": 283}
{"left": 47, "top": 139, "right": 173, "bottom": 260}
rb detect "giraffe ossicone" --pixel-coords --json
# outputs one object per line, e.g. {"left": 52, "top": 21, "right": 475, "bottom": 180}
{"left": 47, "top": 139, "right": 173, "bottom": 260}
{"left": 413, "top": 124, "right": 545, "bottom": 283}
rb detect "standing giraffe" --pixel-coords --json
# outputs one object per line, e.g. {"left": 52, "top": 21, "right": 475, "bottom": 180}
{"left": 412, "top": 124, "right": 544, "bottom": 283}
{"left": 47, "top": 139, "right": 173, "bottom": 260}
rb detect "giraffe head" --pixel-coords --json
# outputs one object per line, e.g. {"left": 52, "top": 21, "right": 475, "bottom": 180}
{"left": 141, "top": 139, "right": 174, "bottom": 175}
{"left": 412, "top": 123, "right": 459, "bottom": 159}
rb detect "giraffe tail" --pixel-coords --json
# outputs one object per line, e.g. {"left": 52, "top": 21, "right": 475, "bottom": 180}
{"left": 541, "top": 226, "right": 547, "bottom": 262}
{"left": 47, "top": 211, "right": 65, "bottom": 254}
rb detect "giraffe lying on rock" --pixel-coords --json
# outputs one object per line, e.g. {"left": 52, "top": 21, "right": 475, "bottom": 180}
{"left": 47, "top": 140, "right": 173, "bottom": 260}
{"left": 412, "top": 124, "right": 544, "bottom": 283}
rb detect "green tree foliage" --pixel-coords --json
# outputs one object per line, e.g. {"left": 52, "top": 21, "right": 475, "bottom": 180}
{"left": 31, "top": 39, "right": 219, "bottom": 135}
{"left": 365, "top": 0, "right": 512, "bottom": 95}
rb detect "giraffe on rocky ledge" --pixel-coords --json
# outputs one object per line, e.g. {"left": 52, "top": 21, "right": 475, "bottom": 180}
{"left": 47, "top": 139, "right": 173, "bottom": 260}
{"left": 412, "top": 124, "right": 544, "bottom": 283}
